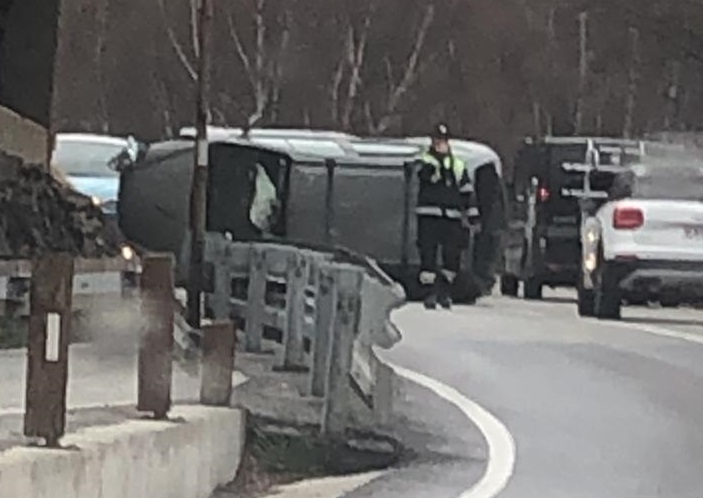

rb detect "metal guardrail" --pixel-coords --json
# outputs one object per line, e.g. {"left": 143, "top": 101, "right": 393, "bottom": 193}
{"left": 203, "top": 233, "right": 405, "bottom": 434}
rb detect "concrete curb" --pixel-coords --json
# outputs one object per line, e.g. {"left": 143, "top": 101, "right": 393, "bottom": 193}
{"left": 0, "top": 405, "right": 246, "bottom": 498}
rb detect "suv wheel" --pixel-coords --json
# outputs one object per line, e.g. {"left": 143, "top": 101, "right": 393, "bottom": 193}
{"left": 577, "top": 282, "right": 595, "bottom": 317}
{"left": 500, "top": 275, "right": 519, "bottom": 297}
{"left": 594, "top": 263, "right": 622, "bottom": 320}
{"left": 524, "top": 278, "right": 543, "bottom": 300}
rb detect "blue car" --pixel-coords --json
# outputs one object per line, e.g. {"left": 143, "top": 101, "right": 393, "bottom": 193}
{"left": 51, "top": 133, "right": 143, "bottom": 217}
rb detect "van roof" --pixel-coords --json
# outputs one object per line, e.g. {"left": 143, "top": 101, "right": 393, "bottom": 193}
{"left": 55, "top": 132, "right": 130, "bottom": 147}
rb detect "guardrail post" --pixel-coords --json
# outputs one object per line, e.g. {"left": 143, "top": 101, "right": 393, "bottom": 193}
{"left": 200, "top": 320, "right": 236, "bottom": 406}
{"left": 372, "top": 359, "right": 394, "bottom": 426}
{"left": 321, "top": 265, "right": 363, "bottom": 436}
{"left": 244, "top": 247, "right": 267, "bottom": 352}
{"left": 278, "top": 252, "right": 309, "bottom": 370}
{"left": 310, "top": 266, "right": 335, "bottom": 397}
{"left": 138, "top": 253, "right": 174, "bottom": 419}
{"left": 24, "top": 253, "right": 74, "bottom": 447}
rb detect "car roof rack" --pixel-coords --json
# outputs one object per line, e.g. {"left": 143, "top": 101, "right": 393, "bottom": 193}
{"left": 559, "top": 138, "right": 645, "bottom": 200}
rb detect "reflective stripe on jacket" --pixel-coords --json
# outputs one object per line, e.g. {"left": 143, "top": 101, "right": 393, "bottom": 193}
{"left": 415, "top": 149, "right": 475, "bottom": 219}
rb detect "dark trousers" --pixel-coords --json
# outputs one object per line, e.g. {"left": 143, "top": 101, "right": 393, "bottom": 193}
{"left": 417, "top": 216, "right": 464, "bottom": 279}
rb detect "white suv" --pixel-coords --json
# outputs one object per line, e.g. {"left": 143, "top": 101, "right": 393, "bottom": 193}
{"left": 578, "top": 158, "right": 703, "bottom": 319}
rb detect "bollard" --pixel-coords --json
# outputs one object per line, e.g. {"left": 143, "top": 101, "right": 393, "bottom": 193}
{"left": 200, "top": 320, "right": 236, "bottom": 406}
{"left": 24, "top": 253, "right": 74, "bottom": 447}
{"left": 138, "top": 253, "right": 174, "bottom": 419}
{"left": 320, "top": 265, "right": 363, "bottom": 436}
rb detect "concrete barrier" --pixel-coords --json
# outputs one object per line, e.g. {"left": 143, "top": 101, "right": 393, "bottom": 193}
{"left": 0, "top": 405, "right": 245, "bottom": 498}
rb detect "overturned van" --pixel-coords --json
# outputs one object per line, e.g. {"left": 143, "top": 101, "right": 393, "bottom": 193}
{"left": 117, "top": 130, "right": 506, "bottom": 301}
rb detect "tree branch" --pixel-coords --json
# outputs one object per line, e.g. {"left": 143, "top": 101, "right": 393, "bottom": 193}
{"left": 157, "top": 0, "right": 197, "bottom": 81}
{"left": 341, "top": 1, "right": 375, "bottom": 129}
{"left": 375, "top": 3, "right": 435, "bottom": 132}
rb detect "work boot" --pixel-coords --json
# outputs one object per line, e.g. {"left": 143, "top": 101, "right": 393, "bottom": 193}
{"left": 423, "top": 291, "right": 438, "bottom": 310}
{"left": 437, "top": 280, "right": 453, "bottom": 310}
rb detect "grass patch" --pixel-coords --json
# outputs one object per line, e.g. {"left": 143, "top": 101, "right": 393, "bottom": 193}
{"left": 217, "top": 415, "right": 406, "bottom": 497}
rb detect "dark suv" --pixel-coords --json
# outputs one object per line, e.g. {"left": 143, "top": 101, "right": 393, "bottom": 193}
{"left": 500, "top": 136, "right": 644, "bottom": 300}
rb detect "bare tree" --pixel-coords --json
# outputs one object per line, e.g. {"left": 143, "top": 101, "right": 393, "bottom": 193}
{"left": 94, "top": 0, "right": 110, "bottom": 132}
{"left": 371, "top": 3, "right": 435, "bottom": 133}
{"left": 225, "top": 0, "right": 291, "bottom": 128}
{"left": 622, "top": 27, "right": 640, "bottom": 138}
{"left": 157, "top": 0, "right": 199, "bottom": 81}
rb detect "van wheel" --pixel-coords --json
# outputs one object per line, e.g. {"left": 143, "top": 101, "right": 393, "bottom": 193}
{"left": 577, "top": 285, "right": 595, "bottom": 317}
{"left": 500, "top": 275, "right": 519, "bottom": 297}
{"left": 660, "top": 296, "right": 679, "bottom": 308}
{"left": 524, "top": 278, "right": 543, "bottom": 300}
{"left": 594, "top": 263, "right": 622, "bottom": 320}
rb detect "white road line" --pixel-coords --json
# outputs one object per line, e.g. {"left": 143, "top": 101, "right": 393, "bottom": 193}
{"left": 390, "top": 364, "right": 516, "bottom": 498}
{"left": 610, "top": 320, "right": 703, "bottom": 346}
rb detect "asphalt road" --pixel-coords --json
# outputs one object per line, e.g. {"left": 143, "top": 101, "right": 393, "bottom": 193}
{"left": 364, "top": 288, "right": 703, "bottom": 498}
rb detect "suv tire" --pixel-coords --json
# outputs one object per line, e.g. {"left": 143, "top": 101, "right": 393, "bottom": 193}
{"left": 524, "top": 277, "right": 543, "bottom": 300}
{"left": 500, "top": 275, "right": 519, "bottom": 297}
{"left": 577, "top": 282, "right": 595, "bottom": 317}
{"left": 594, "top": 263, "right": 622, "bottom": 320}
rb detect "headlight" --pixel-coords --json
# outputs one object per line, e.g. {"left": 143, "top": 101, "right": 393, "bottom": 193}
{"left": 584, "top": 253, "right": 597, "bottom": 272}
{"left": 121, "top": 245, "right": 135, "bottom": 261}
{"left": 586, "top": 230, "right": 598, "bottom": 243}
{"left": 91, "top": 195, "right": 102, "bottom": 206}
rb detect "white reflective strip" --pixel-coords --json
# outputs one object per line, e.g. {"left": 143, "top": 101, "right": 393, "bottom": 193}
{"left": 561, "top": 189, "right": 609, "bottom": 199}
{"left": 419, "top": 271, "right": 436, "bottom": 285}
{"left": 416, "top": 206, "right": 478, "bottom": 218}
{"left": 46, "top": 313, "right": 61, "bottom": 362}
{"left": 441, "top": 269, "right": 457, "bottom": 283}
{"left": 561, "top": 163, "right": 592, "bottom": 172}
{"left": 416, "top": 206, "right": 443, "bottom": 216}
{"left": 459, "top": 184, "right": 474, "bottom": 193}
{"left": 197, "top": 138, "right": 209, "bottom": 168}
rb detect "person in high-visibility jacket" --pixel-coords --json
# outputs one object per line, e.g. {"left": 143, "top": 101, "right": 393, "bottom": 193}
{"left": 415, "top": 123, "right": 474, "bottom": 309}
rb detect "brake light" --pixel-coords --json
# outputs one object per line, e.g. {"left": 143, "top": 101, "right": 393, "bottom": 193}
{"left": 538, "top": 186, "right": 550, "bottom": 202}
{"left": 613, "top": 206, "right": 644, "bottom": 230}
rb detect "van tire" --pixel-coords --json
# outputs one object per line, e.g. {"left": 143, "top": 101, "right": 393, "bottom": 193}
{"left": 500, "top": 275, "right": 519, "bottom": 297}
{"left": 524, "top": 278, "right": 543, "bottom": 300}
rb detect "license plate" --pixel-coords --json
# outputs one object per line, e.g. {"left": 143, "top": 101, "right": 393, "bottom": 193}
{"left": 683, "top": 226, "right": 703, "bottom": 239}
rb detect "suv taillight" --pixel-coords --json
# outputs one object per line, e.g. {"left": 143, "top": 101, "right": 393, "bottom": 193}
{"left": 613, "top": 206, "right": 644, "bottom": 230}
{"left": 538, "top": 186, "right": 550, "bottom": 202}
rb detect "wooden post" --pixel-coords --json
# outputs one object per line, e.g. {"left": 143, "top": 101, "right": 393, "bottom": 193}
{"left": 244, "top": 247, "right": 267, "bottom": 352}
{"left": 24, "top": 253, "right": 74, "bottom": 447}
{"left": 278, "top": 252, "right": 309, "bottom": 370}
{"left": 138, "top": 254, "right": 174, "bottom": 419}
{"left": 321, "top": 265, "right": 363, "bottom": 436}
{"left": 200, "top": 321, "right": 236, "bottom": 406}
{"left": 186, "top": 0, "right": 214, "bottom": 328}
{"left": 310, "top": 266, "right": 336, "bottom": 397}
